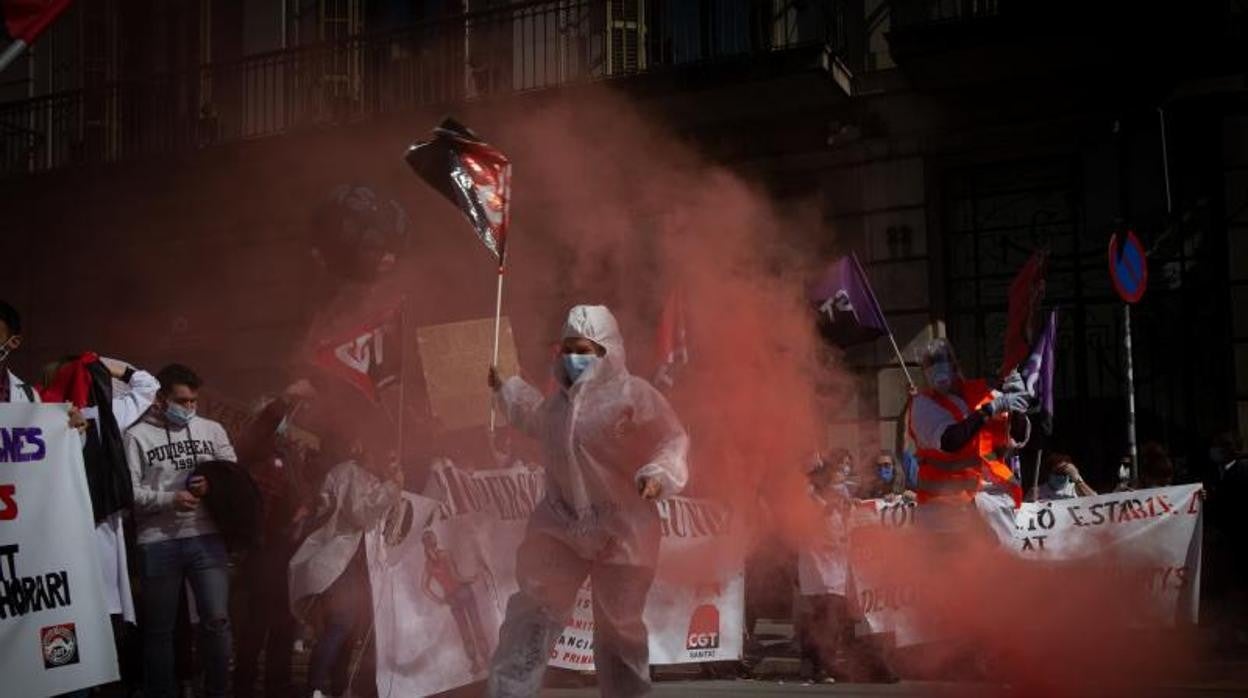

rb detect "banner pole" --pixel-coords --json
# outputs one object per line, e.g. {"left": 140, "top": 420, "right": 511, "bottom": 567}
{"left": 489, "top": 266, "right": 504, "bottom": 434}
{"left": 1032, "top": 448, "right": 1044, "bottom": 502}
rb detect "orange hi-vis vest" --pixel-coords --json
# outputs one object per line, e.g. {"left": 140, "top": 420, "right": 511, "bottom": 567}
{"left": 910, "top": 379, "right": 1020, "bottom": 506}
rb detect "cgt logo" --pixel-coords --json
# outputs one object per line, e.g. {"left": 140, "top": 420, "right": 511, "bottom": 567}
{"left": 41, "top": 623, "right": 80, "bottom": 669}
{"left": 685, "top": 604, "right": 721, "bottom": 651}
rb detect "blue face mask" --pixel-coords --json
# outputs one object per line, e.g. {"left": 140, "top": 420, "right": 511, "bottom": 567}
{"left": 563, "top": 353, "right": 598, "bottom": 384}
{"left": 165, "top": 403, "right": 195, "bottom": 428}
{"left": 925, "top": 360, "right": 956, "bottom": 392}
{"left": 1048, "top": 473, "right": 1070, "bottom": 490}
{"left": 878, "top": 465, "right": 895, "bottom": 482}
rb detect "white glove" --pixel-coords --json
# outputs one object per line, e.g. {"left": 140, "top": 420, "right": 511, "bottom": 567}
{"left": 1000, "top": 370, "right": 1026, "bottom": 395}
{"left": 987, "top": 391, "right": 1030, "bottom": 416}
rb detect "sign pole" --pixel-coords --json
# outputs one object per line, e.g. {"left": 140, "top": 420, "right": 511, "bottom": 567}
{"left": 1108, "top": 230, "right": 1148, "bottom": 486}
{"left": 1124, "top": 305, "right": 1138, "bottom": 484}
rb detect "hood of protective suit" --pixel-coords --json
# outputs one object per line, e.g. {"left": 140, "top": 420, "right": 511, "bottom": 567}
{"left": 557, "top": 305, "right": 626, "bottom": 387}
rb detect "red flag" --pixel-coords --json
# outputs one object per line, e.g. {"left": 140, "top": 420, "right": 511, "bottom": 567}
{"left": 1000, "top": 251, "right": 1047, "bottom": 378}
{"left": 2, "top": 0, "right": 72, "bottom": 43}
{"left": 39, "top": 350, "right": 98, "bottom": 407}
{"left": 653, "top": 288, "right": 689, "bottom": 392}
{"left": 313, "top": 307, "right": 403, "bottom": 403}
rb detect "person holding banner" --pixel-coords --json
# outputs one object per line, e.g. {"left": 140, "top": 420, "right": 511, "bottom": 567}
{"left": 486, "top": 304, "right": 689, "bottom": 698}
{"left": 797, "top": 453, "right": 898, "bottom": 685}
{"left": 289, "top": 437, "right": 403, "bottom": 698}
{"left": 0, "top": 301, "right": 87, "bottom": 435}
{"left": 1032, "top": 453, "right": 1097, "bottom": 501}
{"left": 124, "top": 363, "right": 238, "bottom": 698}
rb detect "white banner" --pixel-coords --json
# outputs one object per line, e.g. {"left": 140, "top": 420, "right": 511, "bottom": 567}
{"left": 548, "top": 496, "right": 744, "bottom": 670}
{"left": 847, "top": 485, "right": 1204, "bottom": 646}
{"left": 365, "top": 461, "right": 744, "bottom": 697}
{"left": 0, "top": 404, "right": 119, "bottom": 696}
{"left": 976, "top": 484, "right": 1203, "bottom": 625}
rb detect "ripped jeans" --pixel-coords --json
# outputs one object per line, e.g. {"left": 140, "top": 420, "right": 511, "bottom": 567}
{"left": 138, "top": 534, "right": 232, "bottom": 698}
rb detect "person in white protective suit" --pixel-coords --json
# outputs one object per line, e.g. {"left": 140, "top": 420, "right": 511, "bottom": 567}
{"left": 485, "top": 304, "right": 690, "bottom": 698}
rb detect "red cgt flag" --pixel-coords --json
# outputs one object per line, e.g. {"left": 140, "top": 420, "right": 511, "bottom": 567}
{"left": 313, "top": 306, "right": 404, "bottom": 403}
{"left": 2, "top": 0, "right": 72, "bottom": 44}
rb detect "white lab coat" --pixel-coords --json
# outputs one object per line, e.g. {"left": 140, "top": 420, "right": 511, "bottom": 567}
{"left": 488, "top": 305, "right": 690, "bottom": 698}
{"left": 98, "top": 366, "right": 159, "bottom": 623}
{"left": 5, "top": 370, "right": 38, "bottom": 402}
{"left": 288, "top": 460, "right": 400, "bottom": 622}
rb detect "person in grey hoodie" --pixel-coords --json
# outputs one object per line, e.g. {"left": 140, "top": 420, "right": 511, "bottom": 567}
{"left": 124, "top": 363, "right": 237, "bottom": 698}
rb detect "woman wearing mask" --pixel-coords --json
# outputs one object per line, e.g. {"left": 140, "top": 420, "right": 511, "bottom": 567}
{"left": 859, "top": 450, "right": 914, "bottom": 502}
{"left": 1032, "top": 453, "right": 1097, "bottom": 501}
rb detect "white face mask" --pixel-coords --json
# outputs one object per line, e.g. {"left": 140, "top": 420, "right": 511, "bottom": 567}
{"left": 925, "top": 359, "right": 956, "bottom": 392}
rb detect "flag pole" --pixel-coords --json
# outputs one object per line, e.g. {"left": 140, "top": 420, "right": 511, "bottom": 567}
{"left": 0, "top": 40, "right": 28, "bottom": 75}
{"left": 489, "top": 264, "right": 504, "bottom": 434}
{"left": 397, "top": 295, "right": 407, "bottom": 462}
{"left": 885, "top": 330, "right": 916, "bottom": 392}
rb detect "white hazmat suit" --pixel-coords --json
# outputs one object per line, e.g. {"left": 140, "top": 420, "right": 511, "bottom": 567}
{"left": 487, "top": 305, "right": 690, "bottom": 698}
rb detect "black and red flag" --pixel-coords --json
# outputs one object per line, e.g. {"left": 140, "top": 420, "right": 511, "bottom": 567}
{"left": 405, "top": 117, "right": 512, "bottom": 263}
{"left": 312, "top": 306, "right": 404, "bottom": 403}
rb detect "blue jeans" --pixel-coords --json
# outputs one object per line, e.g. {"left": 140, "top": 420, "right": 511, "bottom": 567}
{"left": 139, "top": 534, "right": 232, "bottom": 698}
{"left": 308, "top": 549, "right": 375, "bottom": 696}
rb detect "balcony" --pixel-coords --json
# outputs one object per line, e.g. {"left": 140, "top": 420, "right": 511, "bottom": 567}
{"left": 0, "top": 0, "right": 849, "bottom": 177}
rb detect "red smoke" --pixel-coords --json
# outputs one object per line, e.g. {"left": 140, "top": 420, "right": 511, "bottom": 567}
{"left": 3, "top": 77, "right": 1206, "bottom": 691}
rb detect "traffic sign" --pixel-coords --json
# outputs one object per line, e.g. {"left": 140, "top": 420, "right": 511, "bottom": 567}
{"left": 1108, "top": 230, "right": 1148, "bottom": 304}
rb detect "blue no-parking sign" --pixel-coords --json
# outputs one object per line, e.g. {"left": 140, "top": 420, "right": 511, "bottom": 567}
{"left": 1108, "top": 230, "right": 1148, "bottom": 304}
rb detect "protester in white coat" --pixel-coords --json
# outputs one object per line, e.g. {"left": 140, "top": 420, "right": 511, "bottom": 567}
{"left": 289, "top": 447, "right": 402, "bottom": 698}
{"left": 486, "top": 304, "right": 690, "bottom": 698}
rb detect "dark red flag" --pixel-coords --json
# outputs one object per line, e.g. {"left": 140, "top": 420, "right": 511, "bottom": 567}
{"left": 2, "top": 0, "right": 72, "bottom": 43}
{"left": 1000, "top": 251, "right": 1048, "bottom": 378}
{"left": 653, "top": 288, "right": 689, "bottom": 392}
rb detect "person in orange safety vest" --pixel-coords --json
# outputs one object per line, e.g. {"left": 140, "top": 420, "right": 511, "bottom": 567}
{"left": 907, "top": 338, "right": 1030, "bottom": 508}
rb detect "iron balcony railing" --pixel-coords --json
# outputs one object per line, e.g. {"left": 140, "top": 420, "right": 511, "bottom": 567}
{"left": 0, "top": 0, "right": 846, "bottom": 177}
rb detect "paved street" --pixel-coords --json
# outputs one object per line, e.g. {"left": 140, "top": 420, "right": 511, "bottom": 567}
{"left": 541, "top": 678, "right": 1248, "bottom": 697}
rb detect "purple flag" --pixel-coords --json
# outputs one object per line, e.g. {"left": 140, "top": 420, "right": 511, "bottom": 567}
{"left": 1021, "top": 309, "right": 1058, "bottom": 434}
{"left": 809, "top": 253, "right": 890, "bottom": 348}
